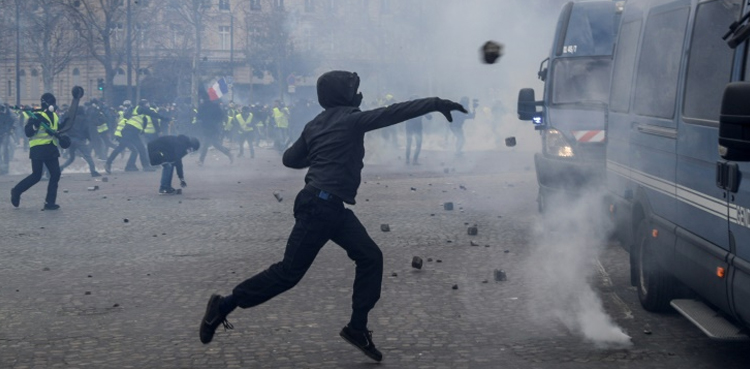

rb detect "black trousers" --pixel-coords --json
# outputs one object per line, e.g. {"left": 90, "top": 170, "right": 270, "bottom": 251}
{"left": 232, "top": 187, "right": 383, "bottom": 329}
{"left": 237, "top": 131, "right": 255, "bottom": 157}
{"left": 61, "top": 138, "right": 97, "bottom": 174}
{"left": 198, "top": 135, "right": 232, "bottom": 163}
{"left": 13, "top": 157, "right": 61, "bottom": 205}
{"left": 406, "top": 129, "right": 423, "bottom": 163}
{"left": 107, "top": 130, "right": 150, "bottom": 169}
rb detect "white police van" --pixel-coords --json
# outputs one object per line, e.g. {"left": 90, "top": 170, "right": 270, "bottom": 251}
{"left": 606, "top": 0, "right": 749, "bottom": 340}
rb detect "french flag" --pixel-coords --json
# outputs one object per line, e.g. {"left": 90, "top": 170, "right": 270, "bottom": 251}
{"left": 207, "top": 78, "right": 229, "bottom": 101}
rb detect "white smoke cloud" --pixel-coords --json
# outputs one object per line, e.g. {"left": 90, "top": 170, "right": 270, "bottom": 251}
{"left": 526, "top": 190, "right": 632, "bottom": 347}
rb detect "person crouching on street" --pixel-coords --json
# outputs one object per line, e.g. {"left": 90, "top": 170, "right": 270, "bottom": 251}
{"left": 147, "top": 134, "right": 200, "bottom": 194}
{"left": 198, "top": 70, "right": 467, "bottom": 363}
{"left": 11, "top": 93, "right": 65, "bottom": 210}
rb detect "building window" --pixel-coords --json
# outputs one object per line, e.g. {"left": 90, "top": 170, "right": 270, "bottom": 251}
{"left": 114, "top": 68, "right": 126, "bottom": 85}
{"left": 19, "top": 70, "right": 25, "bottom": 100}
{"left": 72, "top": 68, "right": 81, "bottom": 87}
{"left": 7, "top": 80, "right": 11, "bottom": 98}
{"left": 170, "top": 24, "right": 180, "bottom": 44}
{"left": 248, "top": 26, "right": 261, "bottom": 45}
{"left": 219, "top": 26, "right": 231, "bottom": 50}
{"left": 30, "top": 69, "right": 39, "bottom": 100}
{"left": 135, "top": 24, "right": 149, "bottom": 48}
{"left": 305, "top": 0, "right": 314, "bottom": 12}
{"left": 274, "top": 0, "right": 284, "bottom": 10}
{"left": 219, "top": 0, "right": 230, "bottom": 11}
{"left": 112, "top": 23, "right": 124, "bottom": 41}
{"left": 250, "top": 0, "right": 261, "bottom": 11}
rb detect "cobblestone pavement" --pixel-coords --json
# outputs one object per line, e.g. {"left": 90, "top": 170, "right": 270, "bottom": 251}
{"left": 0, "top": 145, "right": 747, "bottom": 368}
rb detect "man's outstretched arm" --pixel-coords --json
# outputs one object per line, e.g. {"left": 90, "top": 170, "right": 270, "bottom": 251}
{"left": 283, "top": 135, "right": 311, "bottom": 169}
{"left": 355, "top": 98, "right": 466, "bottom": 132}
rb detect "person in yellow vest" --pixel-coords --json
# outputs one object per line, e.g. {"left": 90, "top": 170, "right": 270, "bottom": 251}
{"left": 251, "top": 103, "right": 267, "bottom": 147}
{"left": 223, "top": 102, "right": 238, "bottom": 145}
{"left": 234, "top": 106, "right": 255, "bottom": 158}
{"left": 105, "top": 99, "right": 164, "bottom": 174}
{"left": 11, "top": 93, "right": 65, "bottom": 210}
{"left": 272, "top": 100, "right": 290, "bottom": 152}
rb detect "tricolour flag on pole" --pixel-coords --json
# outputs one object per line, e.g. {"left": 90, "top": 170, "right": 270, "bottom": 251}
{"left": 207, "top": 78, "right": 229, "bottom": 101}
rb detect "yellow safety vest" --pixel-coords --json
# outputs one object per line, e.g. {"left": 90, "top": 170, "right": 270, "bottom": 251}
{"left": 97, "top": 122, "right": 109, "bottom": 133}
{"left": 273, "top": 107, "right": 289, "bottom": 129}
{"left": 114, "top": 110, "right": 127, "bottom": 138}
{"left": 234, "top": 113, "right": 254, "bottom": 132}
{"left": 126, "top": 106, "right": 145, "bottom": 132}
{"left": 29, "top": 112, "right": 59, "bottom": 148}
{"left": 224, "top": 109, "right": 237, "bottom": 131}
{"left": 144, "top": 115, "right": 155, "bottom": 134}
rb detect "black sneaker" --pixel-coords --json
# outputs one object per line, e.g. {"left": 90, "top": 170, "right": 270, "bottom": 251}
{"left": 159, "top": 188, "right": 177, "bottom": 195}
{"left": 339, "top": 325, "right": 383, "bottom": 362}
{"left": 104, "top": 163, "right": 112, "bottom": 174}
{"left": 43, "top": 203, "right": 60, "bottom": 210}
{"left": 199, "top": 294, "right": 233, "bottom": 344}
{"left": 91, "top": 171, "right": 102, "bottom": 177}
{"left": 11, "top": 189, "right": 20, "bottom": 208}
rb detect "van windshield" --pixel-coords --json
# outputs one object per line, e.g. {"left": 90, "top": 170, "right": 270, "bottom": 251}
{"left": 551, "top": 2, "right": 619, "bottom": 106}
{"left": 561, "top": 2, "right": 620, "bottom": 57}
{"left": 551, "top": 58, "right": 612, "bottom": 106}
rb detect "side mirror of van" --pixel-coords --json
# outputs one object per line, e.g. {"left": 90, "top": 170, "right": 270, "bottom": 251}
{"left": 719, "top": 82, "right": 750, "bottom": 161}
{"left": 517, "top": 88, "right": 541, "bottom": 122}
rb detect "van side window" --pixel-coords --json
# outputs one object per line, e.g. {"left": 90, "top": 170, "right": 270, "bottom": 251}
{"left": 684, "top": 0, "right": 741, "bottom": 123}
{"left": 610, "top": 21, "right": 642, "bottom": 113}
{"left": 634, "top": 7, "right": 690, "bottom": 119}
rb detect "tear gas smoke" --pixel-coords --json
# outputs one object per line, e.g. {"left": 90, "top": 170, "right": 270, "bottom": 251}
{"left": 525, "top": 189, "right": 632, "bottom": 348}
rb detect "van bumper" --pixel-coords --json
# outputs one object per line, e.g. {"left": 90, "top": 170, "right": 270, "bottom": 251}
{"left": 534, "top": 153, "right": 605, "bottom": 193}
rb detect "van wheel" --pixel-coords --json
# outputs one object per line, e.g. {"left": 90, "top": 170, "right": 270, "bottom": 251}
{"left": 635, "top": 218, "right": 673, "bottom": 312}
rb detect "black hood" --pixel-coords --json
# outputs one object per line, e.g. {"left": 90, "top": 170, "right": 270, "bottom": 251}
{"left": 316, "top": 71, "right": 362, "bottom": 109}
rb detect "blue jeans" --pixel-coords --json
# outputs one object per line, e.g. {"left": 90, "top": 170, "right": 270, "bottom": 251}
{"left": 160, "top": 163, "right": 174, "bottom": 191}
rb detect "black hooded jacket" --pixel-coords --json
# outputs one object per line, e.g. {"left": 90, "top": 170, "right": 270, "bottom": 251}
{"left": 147, "top": 135, "right": 193, "bottom": 179}
{"left": 282, "top": 71, "right": 446, "bottom": 204}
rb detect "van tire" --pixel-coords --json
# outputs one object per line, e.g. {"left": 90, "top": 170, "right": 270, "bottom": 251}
{"left": 635, "top": 218, "right": 673, "bottom": 312}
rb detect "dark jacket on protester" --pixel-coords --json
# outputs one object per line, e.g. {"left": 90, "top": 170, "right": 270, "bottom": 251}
{"left": 282, "top": 71, "right": 455, "bottom": 205}
{"left": 147, "top": 135, "right": 193, "bottom": 179}
{"left": 197, "top": 100, "right": 224, "bottom": 137}
{"left": 65, "top": 106, "right": 90, "bottom": 140}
